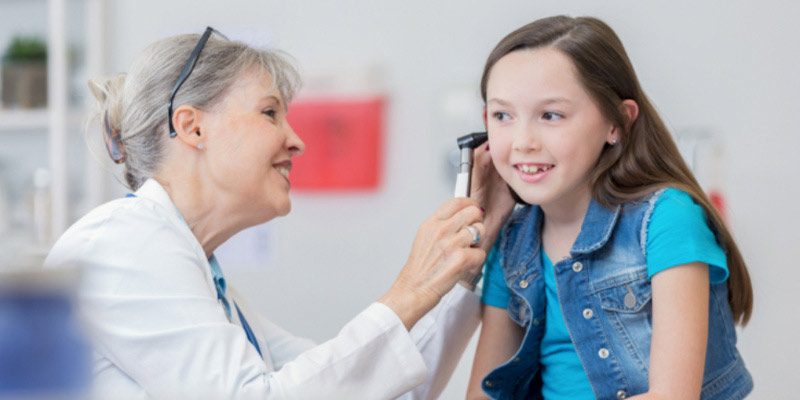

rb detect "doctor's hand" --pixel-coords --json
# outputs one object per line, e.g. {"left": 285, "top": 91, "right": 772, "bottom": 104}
{"left": 378, "top": 198, "right": 486, "bottom": 330}
{"left": 470, "top": 143, "right": 516, "bottom": 253}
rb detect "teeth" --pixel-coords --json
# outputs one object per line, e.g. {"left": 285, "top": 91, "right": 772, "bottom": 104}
{"left": 519, "top": 165, "right": 552, "bottom": 174}
{"left": 276, "top": 167, "right": 289, "bottom": 179}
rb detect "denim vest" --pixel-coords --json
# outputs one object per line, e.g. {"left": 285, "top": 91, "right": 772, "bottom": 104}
{"left": 481, "top": 190, "right": 753, "bottom": 400}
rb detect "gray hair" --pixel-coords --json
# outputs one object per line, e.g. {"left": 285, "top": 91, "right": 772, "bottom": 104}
{"left": 87, "top": 32, "right": 301, "bottom": 190}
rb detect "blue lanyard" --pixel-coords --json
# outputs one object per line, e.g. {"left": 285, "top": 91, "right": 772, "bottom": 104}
{"left": 126, "top": 193, "right": 263, "bottom": 358}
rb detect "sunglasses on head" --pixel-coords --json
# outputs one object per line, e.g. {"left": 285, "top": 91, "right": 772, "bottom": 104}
{"left": 167, "top": 26, "right": 228, "bottom": 138}
{"left": 102, "top": 27, "right": 229, "bottom": 163}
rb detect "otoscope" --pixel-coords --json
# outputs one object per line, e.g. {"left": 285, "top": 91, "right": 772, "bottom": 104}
{"left": 454, "top": 131, "right": 489, "bottom": 198}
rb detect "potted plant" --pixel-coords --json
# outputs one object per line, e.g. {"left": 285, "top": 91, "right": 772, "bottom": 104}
{"left": 1, "top": 36, "right": 47, "bottom": 109}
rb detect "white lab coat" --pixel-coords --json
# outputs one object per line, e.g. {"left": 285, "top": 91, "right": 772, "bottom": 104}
{"left": 44, "top": 179, "right": 480, "bottom": 400}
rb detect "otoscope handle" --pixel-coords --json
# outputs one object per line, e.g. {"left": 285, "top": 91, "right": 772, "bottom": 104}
{"left": 454, "top": 132, "right": 488, "bottom": 198}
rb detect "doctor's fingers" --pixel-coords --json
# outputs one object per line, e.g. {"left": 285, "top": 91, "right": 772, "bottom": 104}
{"left": 440, "top": 204, "right": 483, "bottom": 234}
{"left": 433, "top": 197, "right": 481, "bottom": 221}
{"left": 473, "top": 142, "right": 493, "bottom": 168}
{"left": 440, "top": 247, "right": 487, "bottom": 279}
{"left": 452, "top": 222, "right": 486, "bottom": 248}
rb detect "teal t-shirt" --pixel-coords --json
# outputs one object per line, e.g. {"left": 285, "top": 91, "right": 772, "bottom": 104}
{"left": 480, "top": 188, "right": 729, "bottom": 398}
{"left": 539, "top": 250, "right": 595, "bottom": 399}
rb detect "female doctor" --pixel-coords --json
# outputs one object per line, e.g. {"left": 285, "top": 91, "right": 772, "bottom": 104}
{"left": 44, "top": 28, "right": 510, "bottom": 399}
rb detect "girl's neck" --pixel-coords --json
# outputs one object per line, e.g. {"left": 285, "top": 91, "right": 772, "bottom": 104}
{"left": 540, "top": 183, "right": 593, "bottom": 229}
{"left": 540, "top": 183, "right": 593, "bottom": 262}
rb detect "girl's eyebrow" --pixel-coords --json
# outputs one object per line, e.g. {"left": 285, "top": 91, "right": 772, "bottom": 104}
{"left": 539, "top": 97, "right": 572, "bottom": 106}
{"left": 487, "top": 97, "right": 573, "bottom": 107}
{"left": 487, "top": 98, "right": 513, "bottom": 107}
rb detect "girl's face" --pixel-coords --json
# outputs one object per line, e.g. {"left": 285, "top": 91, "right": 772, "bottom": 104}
{"left": 202, "top": 68, "right": 305, "bottom": 220}
{"left": 485, "top": 47, "right": 617, "bottom": 209}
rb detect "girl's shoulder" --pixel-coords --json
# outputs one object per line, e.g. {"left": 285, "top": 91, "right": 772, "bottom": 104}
{"left": 643, "top": 187, "right": 729, "bottom": 282}
{"left": 621, "top": 187, "right": 697, "bottom": 220}
{"left": 648, "top": 187, "right": 706, "bottom": 222}
{"left": 656, "top": 187, "right": 694, "bottom": 206}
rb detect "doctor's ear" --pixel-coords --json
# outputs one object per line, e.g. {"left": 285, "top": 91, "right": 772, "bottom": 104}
{"left": 172, "top": 105, "right": 204, "bottom": 149}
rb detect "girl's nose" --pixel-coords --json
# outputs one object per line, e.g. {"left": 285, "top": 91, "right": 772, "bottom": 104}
{"left": 512, "top": 124, "right": 541, "bottom": 152}
{"left": 285, "top": 122, "right": 305, "bottom": 157}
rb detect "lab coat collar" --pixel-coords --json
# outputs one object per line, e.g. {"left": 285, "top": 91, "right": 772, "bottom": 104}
{"left": 134, "top": 179, "right": 184, "bottom": 221}
{"left": 134, "top": 179, "right": 218, "bottom": 295}
{"left": 134, "top": 178, "right": 206, "bottom": 260}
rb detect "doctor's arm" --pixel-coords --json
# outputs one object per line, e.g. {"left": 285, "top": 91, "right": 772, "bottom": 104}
{"left": 265, "top": 198, "right": 488, "bottom": 399}
{"left": 398, "top": 284, "right": 481, "bottom": 400}
{"left": 628, "top": 262, "right": 709, "bottom": 400}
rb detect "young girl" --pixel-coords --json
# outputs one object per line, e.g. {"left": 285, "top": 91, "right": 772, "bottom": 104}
{"left": 467, "top": 16, "right": 753, "bottom": 400}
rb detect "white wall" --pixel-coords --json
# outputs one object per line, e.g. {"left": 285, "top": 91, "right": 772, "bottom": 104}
{"left": 96, "top": 0, "right": 800, "bottom": 398}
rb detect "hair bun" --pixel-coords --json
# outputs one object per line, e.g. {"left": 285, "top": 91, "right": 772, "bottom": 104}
{"left": 88, "top": 74, "right": 127, "bottom": 163}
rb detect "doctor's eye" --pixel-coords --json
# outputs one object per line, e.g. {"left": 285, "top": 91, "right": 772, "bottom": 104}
{"left": 542, "top": 111, "right": 564, "bottom": 121}
{"left": 492, "top": 111, "right": 511, "bottom": 122}
{"left": 262, "top": 109, "right": 277, "bottom": 119}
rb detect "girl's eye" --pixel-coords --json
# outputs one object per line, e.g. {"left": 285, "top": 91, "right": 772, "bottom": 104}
{"left": 262, "top": 109, "right": 277, "bottom": 118}
{"left": 492, "top": 112, "right": 511, "bottom": 122}
{"left": 542, "top": 111, "right": 564, "bottom": 121}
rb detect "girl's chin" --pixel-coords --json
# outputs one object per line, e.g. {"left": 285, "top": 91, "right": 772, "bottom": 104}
{"left": 509, "top": 185, "right": 550, "bottom": 206}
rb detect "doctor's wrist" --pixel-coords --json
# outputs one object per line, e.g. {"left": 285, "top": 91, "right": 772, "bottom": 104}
{"left": 378, "top": 287, "right": 434, "bottom": 331}
{"left": 458, "top": 269, "right": 482, "bottom": 291}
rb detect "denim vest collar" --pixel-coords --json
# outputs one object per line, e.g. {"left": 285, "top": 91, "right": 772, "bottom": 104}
{"left": 517, "top": 198, "right": 622, "bottom": 258}
{"left": 571, "top": 200, "right": 621, "bottom": 256}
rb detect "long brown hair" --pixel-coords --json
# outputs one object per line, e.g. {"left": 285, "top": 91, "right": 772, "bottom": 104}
{"left": 480, "top": 16, "right": 753, "bottom": 325}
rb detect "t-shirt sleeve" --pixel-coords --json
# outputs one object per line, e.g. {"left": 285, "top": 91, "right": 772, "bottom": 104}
{"left": 646, "top": 188, "right": 729, "bottom": 283}
{"left": 481, "top": 243, "right": 512, "bottom": 308}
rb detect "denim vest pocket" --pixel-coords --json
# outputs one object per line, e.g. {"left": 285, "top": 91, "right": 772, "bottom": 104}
{"left": 598, "top": 274, "right": 652, "bottom": 313}
{"left": 595, "top": 272, "right": 654, "bottom": 374}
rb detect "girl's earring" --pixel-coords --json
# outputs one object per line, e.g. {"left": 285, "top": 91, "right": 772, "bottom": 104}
{"left": 611, "top": 139, "right": 618, "bottom": 146}
{"left": 197, "top": 143, "right": 205, "bottom": 150}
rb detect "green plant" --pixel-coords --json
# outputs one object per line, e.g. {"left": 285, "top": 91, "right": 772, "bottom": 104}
{"left": 2, "top": 36, "right": 47, "bottom": 63}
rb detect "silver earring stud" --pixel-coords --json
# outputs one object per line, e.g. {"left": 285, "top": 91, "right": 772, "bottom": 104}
{"left": 611, "top": 139, "right": 618, "bottom": 145}
{"left": 197, "top": 143, "right": 204, "bottom": 150}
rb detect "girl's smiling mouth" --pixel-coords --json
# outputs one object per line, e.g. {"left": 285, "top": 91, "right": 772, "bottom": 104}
{"left": 514, "top": 163, "right": 554, "bottom": 182}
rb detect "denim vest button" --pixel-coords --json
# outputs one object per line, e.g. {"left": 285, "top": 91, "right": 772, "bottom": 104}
{"left": 572, "top": 261, "right": 583, "bottom": 272}
{"left": 616, "top": 389, "right": 627, "bottom": 399}
{"left": 583, "top": 308, "right": 593, "bottom": 319}
{"left": 624, "top": 292, "right": 637, "bottom": 309}
{"left": 598, "top": 348, "right": 610, "bottom": 359}
{"left": 519, "top": 279, "right": 529, "bottom": 289}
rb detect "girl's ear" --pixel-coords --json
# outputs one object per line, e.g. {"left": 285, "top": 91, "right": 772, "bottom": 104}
{"left": 621, "top": 99, "right": 639, "bottom": 132}
{"left": 608, "top": 99, "right": 639, "bottom": 144}
{"left": 483, "top": 108, "right": 488, "bottom": 126}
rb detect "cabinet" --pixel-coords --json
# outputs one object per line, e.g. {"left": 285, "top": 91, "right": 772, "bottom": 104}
{"left": 0, "top": 0, "right": 106, "bottom": 267}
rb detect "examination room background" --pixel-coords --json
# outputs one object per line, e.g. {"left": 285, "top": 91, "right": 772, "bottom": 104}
{"left": 0, "top": 0, "right": 797, "bottom": 398}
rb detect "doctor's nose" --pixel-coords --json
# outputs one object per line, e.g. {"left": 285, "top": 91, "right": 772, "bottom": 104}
{"left": 285, "top": 122, "right": 305, "bottom": 157}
